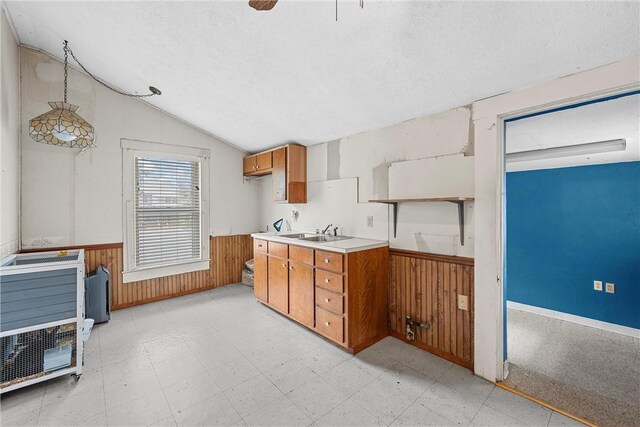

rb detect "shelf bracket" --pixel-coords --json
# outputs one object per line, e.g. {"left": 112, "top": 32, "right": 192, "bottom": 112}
{"left": 377, "top": 201, "right": 398, "bottom": 238}
{"left": 369, "top": 198, "right": 471, "bottom": 244}
{"left": 448, "top": 201, "right": 465, "bottom": 246}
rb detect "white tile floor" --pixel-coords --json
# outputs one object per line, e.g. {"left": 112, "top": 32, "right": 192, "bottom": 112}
{"left": 1, "top": 284, "right": 584, "bottom": 427}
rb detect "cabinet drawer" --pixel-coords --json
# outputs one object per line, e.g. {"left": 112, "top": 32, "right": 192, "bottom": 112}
{"left": 315, "top": 250, "right": 343, "bottom": 274}
{"left": 316, "top": 287, "right": 343, "bottom": 315}
{"left": 289, "top": 245, "right": 314, "bottom": 266}
{"left": 268, "top": 242, "right": 288, "bottom": 258}
{"left": 254, "top": 239, "right": 267, "bottom": 253}
{"left": 315, "top": 269, "right": 344, "bottom": 294}
{"left": 316, "top": 307, "right": 344, "bottom": 344}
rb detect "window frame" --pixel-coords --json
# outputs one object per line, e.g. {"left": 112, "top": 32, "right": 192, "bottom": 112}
{"left": 122, "top": 139, "right": 210, "bottom": 283}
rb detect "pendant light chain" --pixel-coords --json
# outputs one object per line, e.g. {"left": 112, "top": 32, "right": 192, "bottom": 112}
{"left": 62, "top": 40, "right": 161, "bottom": 98}
{"left": 63, "top": 41, "right": 68, "bottom": 103}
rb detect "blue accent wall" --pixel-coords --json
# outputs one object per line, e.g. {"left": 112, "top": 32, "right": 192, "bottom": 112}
{"left": 506, "top": 161, "right": 640, "bottom": 329}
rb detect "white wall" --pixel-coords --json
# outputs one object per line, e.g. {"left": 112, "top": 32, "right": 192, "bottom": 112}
{"left": 259, "top": 107, "right": 475, "bottom": 257}
{"left": 0, "top": 8, "right": 20, "bottom": 257}
{"left": 20, "top": 47, "right": 261, "bottom": 248}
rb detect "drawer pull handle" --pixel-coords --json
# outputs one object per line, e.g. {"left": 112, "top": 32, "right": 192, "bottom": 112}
{"left": 324, "top": 321, "right": 330, "bottom": 327}
{"left": 324, "top": 278, "right": 330, "bottom": 284}
{"left": 282, "top": 263, "right": 287, "bottom": 268}
{"left": 289, "top": 265, "right": 294, "bottom": 270}
{"left": 324, "top": 298, "right": 330, "bottom": 303}
{"left": 324, "top": 258, "right": 330, "bottom": 264}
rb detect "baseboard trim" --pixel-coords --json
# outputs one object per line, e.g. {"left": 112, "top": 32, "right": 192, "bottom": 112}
{"left": 507, "top": 301, "right": 639, "bottom": 338}
{"left": 495, "top": 382, "right": 595, "bottom": 427}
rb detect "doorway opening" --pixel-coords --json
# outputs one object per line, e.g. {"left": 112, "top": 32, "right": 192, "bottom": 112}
{"left": 502, "top": 91, "right": 640, "bottom": 426}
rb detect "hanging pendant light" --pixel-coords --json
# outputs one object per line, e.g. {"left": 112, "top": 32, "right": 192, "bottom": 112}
{"left": 29, "top": 41, "right": 95, "bottom": 148}
{"left": 29, "top": 40, "right": 161, "bottom": 149}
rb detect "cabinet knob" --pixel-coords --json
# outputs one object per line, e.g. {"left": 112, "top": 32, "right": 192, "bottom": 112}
{"left": 256, "top": 165, "right": 260, "bottom": 169}
{"left": 324, "top": 321, "right": 330, "bottom": 327}
{"left": 289, "top": 265, "right": 294, "bottom": 270}
{"left": 324, "top": 258, "right": 330, "bottom": 264}
{"left": 324, "top": 278, "right": 330, "bottom": 284}
{"left": 324, "top": 298, "right": 330, "bottom": 303}
{"left": 282, "top": 263, "right": 287, "bottom": 268}
{"left": 252, "top": 166, "right": 256, "bottom": 170}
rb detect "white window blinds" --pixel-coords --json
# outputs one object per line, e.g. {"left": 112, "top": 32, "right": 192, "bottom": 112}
{"left": 134, "top": 157, "right": 201, "bottom": 269}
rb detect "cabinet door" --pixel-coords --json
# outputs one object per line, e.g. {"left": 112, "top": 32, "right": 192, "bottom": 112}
{"left": 243, "top": 156, "right": 257, "bottom": 175}
{"left": 272, "top": 147, "right": 287, "bottom": 201}
{"left": 254, "top": 253, "right": 268, "bottom": 303}
{"left": 268, "top": 257, "right": 289, "bottom": 313}
{"left": 288, "top": 261, "right": 314, "bottom": 328}
{"left": 286, "top": 144, "right": 307, "bottom": 204}
{"left": 256, "top": 151, "right": 273, "bottom": 172}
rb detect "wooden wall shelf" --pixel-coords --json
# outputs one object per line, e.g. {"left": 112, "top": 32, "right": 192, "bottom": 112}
{"left": 369, "top": 197, "right": 474, "bottom": 244}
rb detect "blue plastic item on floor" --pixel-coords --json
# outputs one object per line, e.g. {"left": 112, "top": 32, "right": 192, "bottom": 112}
{"left": 43, "top": 344, "right": 72, "bottom": 372}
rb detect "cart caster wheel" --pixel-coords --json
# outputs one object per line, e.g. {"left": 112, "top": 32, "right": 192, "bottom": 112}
{"left": 72, "top": 374, "right": 82, "bottom": 382}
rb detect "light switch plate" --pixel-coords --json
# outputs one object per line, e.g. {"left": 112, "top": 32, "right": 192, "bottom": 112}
{"left": 605, "top": 283, "right": 615, "bottom": 294}
{"left": 366, "top": 216, "right": 374, "bottom": 228}
{"left": 594, "top": 280, "right": 603, "bottom": 291}
{"left": 457, "top": 294, "right": 469, "bottom": 311}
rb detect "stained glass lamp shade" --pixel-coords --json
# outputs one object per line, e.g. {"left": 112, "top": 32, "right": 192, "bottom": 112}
{"left": 29, "top": 101, "right": 95, "bottom": 148}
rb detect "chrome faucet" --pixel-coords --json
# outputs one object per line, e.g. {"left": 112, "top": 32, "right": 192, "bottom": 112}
{"left": 321, "top": 224, "right": 333, "bottom": 235}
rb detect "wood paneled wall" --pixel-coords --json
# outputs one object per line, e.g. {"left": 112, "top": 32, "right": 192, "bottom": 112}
{"left": 22, "top": 235, "right": 253, "bottom": 310}
{"left": 389, "top": 249, "right": 474, "bottom": 369}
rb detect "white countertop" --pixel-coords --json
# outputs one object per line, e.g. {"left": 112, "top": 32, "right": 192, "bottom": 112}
{"left": 251, "top": 231, "right": 388, "bottom": 254}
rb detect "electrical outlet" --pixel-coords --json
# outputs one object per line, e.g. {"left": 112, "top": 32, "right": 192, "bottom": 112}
{"left": 594, "top": 280, "right": 603, "bottom": 291}
{"left": 457, "top": 295, "right": 468, "bottom": 311}
{"left": 605, "top": 283, "right": 615, "bottom": 294}
{"left": 366, "top": 216, "right": 374, "bottom": 228}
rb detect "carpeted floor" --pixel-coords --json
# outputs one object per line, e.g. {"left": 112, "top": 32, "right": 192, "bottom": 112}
{"left": 505, "top": 307, "right": 640, "bottom": 427}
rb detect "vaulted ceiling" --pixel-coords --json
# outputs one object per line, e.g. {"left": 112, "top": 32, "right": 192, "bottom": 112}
{"left": 5, "top": 1, "right": 639, "bottom": 152}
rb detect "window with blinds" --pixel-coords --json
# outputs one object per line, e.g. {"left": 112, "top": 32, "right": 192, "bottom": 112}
{"left": 134, "top": 157, "right": 202, "bottom": 269}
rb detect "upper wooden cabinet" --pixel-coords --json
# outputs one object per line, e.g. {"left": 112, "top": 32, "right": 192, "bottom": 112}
{"left": 243, "top": 151, "right": 273, "bottom": 176}
{"left": 243, "top": 144, "right": 307, "bottom": 204}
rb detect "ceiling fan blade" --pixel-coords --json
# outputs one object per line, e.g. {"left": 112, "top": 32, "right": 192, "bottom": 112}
{"left": 248, "top": 0, "right": 278, "bottom": 11}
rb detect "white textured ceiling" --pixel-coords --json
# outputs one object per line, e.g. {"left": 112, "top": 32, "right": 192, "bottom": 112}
{"left": 5, "top": 1, "right": 640, "bottom": 152}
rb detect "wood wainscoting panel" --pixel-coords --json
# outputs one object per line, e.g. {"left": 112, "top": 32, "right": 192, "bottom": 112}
{"left": 23, "top": 235, "right": 253, "bottom": 310}
{"left": 210, "top": 234, "right": 254, "bottom": 287}
{"left": 389, "top": 249, "right": 474, "bottom": 369}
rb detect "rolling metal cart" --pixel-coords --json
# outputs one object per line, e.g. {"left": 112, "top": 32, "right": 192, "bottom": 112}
{"left": 0, "top": 249, "right": 85, "bottom": 393}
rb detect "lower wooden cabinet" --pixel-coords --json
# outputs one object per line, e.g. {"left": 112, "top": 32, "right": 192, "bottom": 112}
{"left": 268, "top": 257, "right": 289, "bottom": 314}
{"left": 288, "top": 261, "right": 314, "bottom": 328}
{"left": 253, "top": 239, "right": 389, "bottom": 354}
{"left": 254, "top": 253, "right": 268, "bottom": 303}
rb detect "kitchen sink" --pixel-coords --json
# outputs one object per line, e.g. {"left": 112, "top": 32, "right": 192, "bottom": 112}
{"left": 301, "top": 235, "right": 352, "bottom": 242}
{"left": 278, "top": 233, "right": 310, "bottom": 239}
